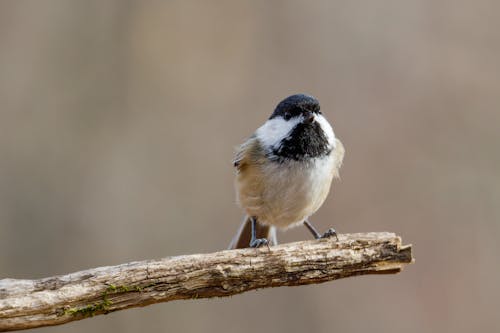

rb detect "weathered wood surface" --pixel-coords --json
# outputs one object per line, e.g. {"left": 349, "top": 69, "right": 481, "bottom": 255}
{"left": 0, "top": 232, "right": 413, "bottom": 332}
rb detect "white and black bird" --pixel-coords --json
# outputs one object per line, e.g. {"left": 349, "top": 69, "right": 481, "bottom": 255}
{"left": 229, "top": 94, "right": 345, "bottom": 249}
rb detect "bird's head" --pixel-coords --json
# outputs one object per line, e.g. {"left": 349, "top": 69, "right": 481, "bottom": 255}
{"left": 256, "top": 94, "right": 336, "bottom": 161}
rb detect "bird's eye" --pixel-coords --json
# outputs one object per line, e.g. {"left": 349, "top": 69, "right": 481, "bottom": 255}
{"left": 284, "top": 112, "right": 292, "bottom": 120}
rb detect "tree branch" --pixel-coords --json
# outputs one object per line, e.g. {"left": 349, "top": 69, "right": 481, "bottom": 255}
{"left": 0, "top": 232, "right": 413, "bottom": 332}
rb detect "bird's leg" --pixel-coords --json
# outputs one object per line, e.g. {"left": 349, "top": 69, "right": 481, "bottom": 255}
{"left": 303, "top": 220, "right": 338, "bottom": 241}
{"left": 249, "top": 216, "right": 269, "bottom": 248}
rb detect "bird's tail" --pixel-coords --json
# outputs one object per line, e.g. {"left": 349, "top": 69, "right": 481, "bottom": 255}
{"left": 228, "top": 216, "right": 277, "bottom": 249}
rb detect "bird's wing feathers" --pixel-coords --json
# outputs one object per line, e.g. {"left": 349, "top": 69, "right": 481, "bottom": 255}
{"left": 233, "top": 144, "right": 247, "bottom": 171}
{"left": 233, "top": 135, "right": 260, "bottom": 172}
{"left": 233, "top": 146, "right": 246, "bottom": 170}
{"left": 333, "top": 138, "right": 345, "bottom": 178}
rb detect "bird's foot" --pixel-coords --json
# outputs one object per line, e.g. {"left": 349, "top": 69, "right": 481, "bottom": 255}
{"left": 320, "top": 228, "right": 338, "bottom": 241}
{"left": 250, "top": 238, "right": 269, "bottom": 248}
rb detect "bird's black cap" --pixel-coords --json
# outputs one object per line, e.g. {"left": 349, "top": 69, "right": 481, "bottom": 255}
{"left": 269, "top": 94, "right": 321, "bottom": 120}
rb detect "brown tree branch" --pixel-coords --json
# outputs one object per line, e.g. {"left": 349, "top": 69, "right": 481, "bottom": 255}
{"left": 0, "top": 232, "right": 413, "bottom": 332}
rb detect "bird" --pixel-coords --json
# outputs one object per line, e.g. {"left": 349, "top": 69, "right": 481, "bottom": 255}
{"left": 228, "top": 94, "right": 344, "bottom": 249}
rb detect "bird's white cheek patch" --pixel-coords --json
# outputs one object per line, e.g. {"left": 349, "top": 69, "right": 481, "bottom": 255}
{"left": 315, "top": 114, "right": 336, "bottom": 147}
{"left": 255, "top": 117, "right": 302, "bottom": 149}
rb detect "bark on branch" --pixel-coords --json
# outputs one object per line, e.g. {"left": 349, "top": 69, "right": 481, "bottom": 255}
{"left": 0, "top": 232, "right": 413, "bottom": 332}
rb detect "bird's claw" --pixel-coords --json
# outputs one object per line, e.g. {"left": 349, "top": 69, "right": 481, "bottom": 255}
{"left": 250, "top": 238, "right": 269, "bottom": 248}
{"left": 320, "top": 228, "right": 338, "bottom": 241}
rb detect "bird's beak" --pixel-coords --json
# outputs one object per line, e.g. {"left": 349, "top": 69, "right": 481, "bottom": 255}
{"left": 303, "top": 112, "right": 315, "bottom": 124}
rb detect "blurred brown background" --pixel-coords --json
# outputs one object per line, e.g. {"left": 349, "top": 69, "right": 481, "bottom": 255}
{"left": 1, "top": 1, "right": 499, "bottom": 332}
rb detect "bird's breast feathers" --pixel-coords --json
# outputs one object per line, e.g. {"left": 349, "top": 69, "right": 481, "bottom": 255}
{"left": 234, "top": 137, "right": 344, "bottom": 228}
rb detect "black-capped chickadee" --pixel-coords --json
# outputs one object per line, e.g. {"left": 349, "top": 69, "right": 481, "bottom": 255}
{"left": 229, "top": 94, "right": 345, "bottom": 249}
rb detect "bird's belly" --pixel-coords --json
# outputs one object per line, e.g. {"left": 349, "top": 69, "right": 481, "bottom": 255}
{"left": 239, "top": 156, "right": 335, "bottom": 229}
